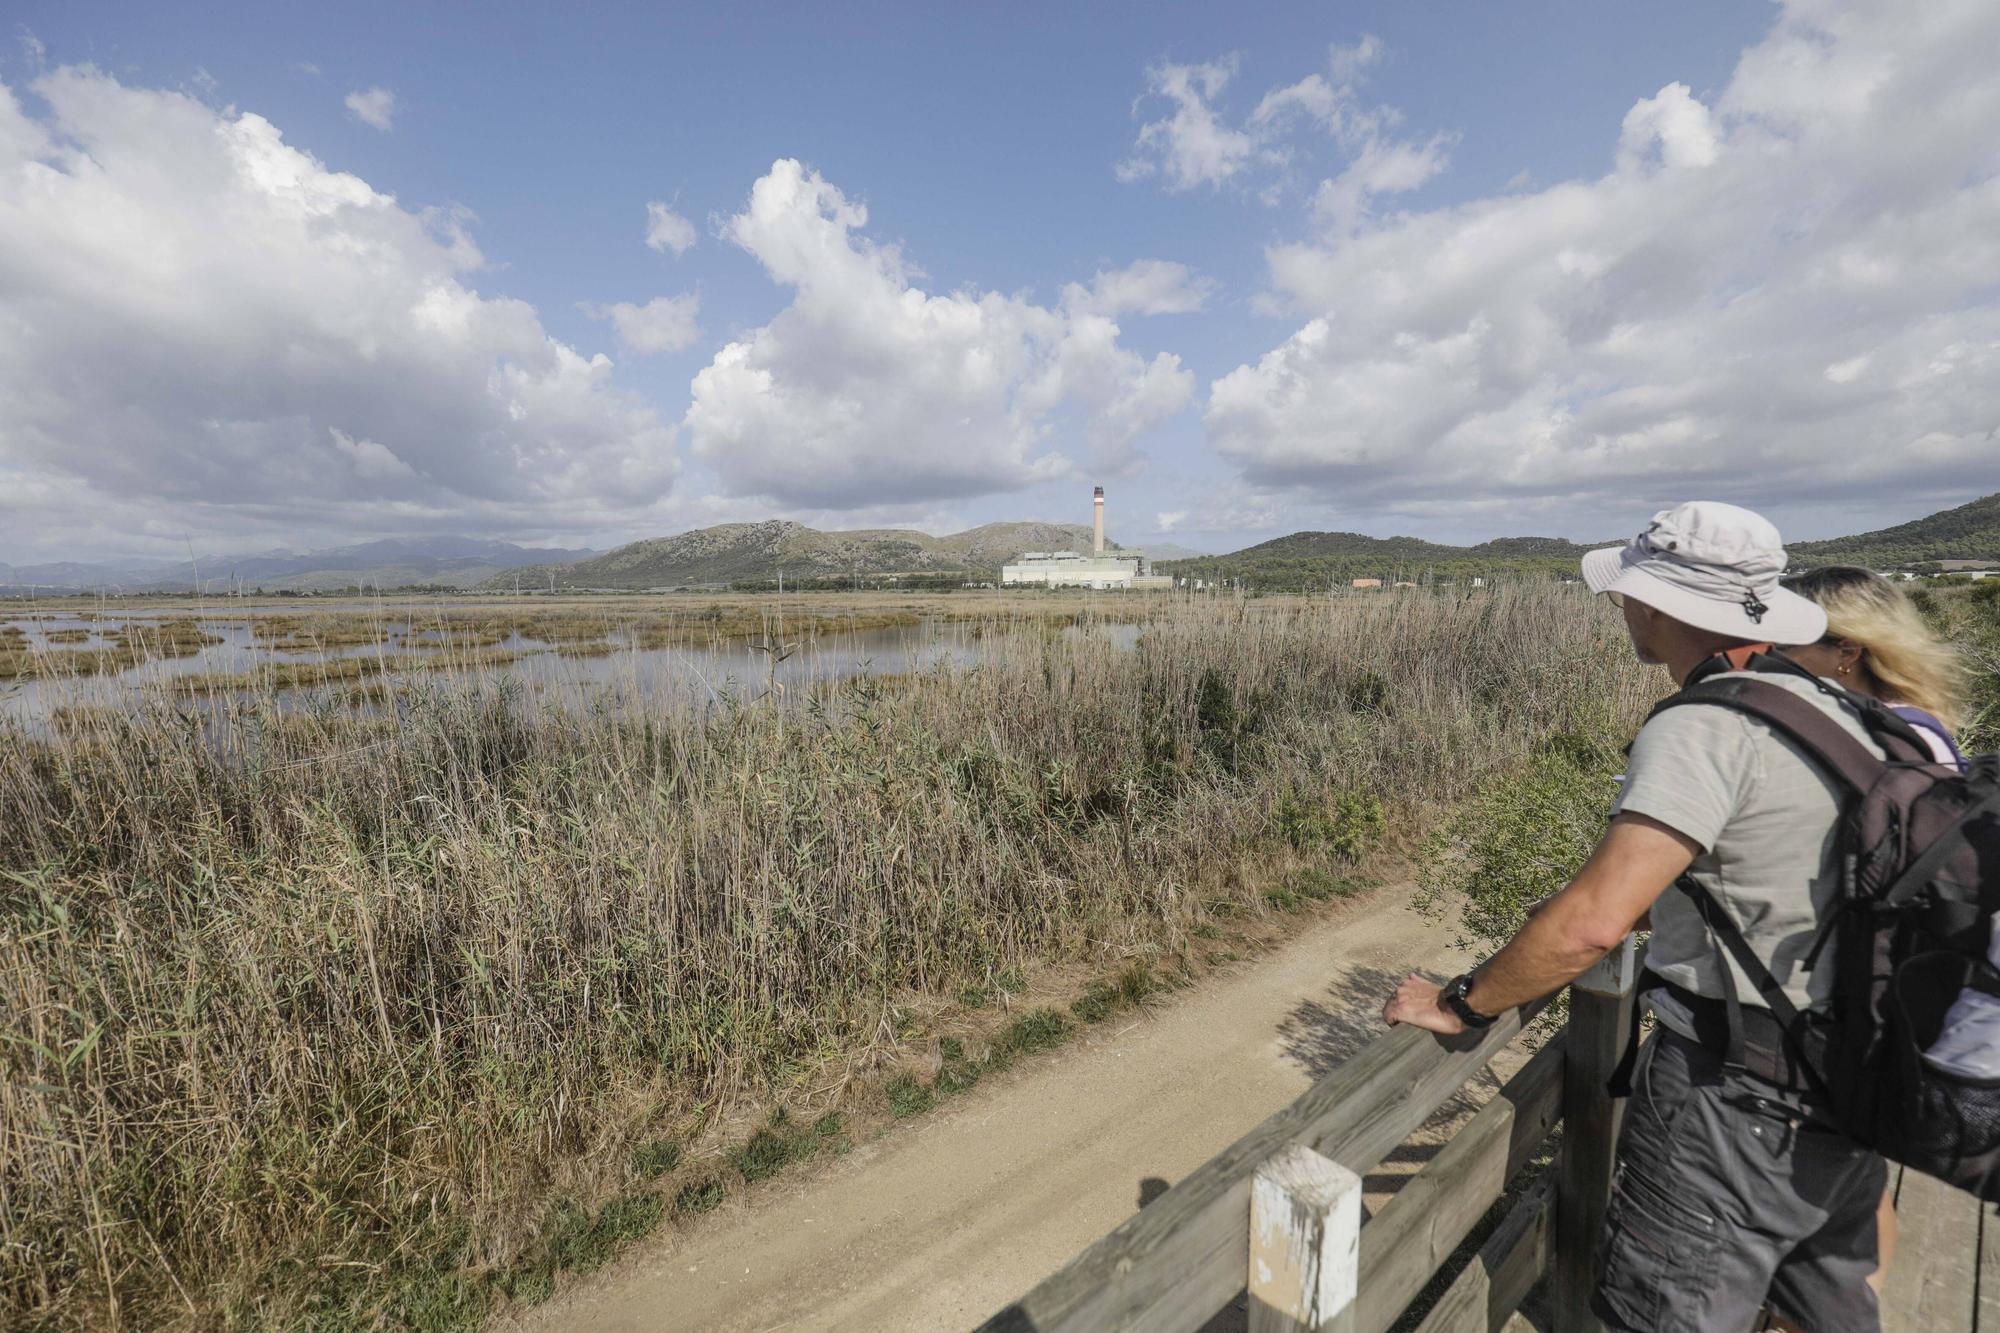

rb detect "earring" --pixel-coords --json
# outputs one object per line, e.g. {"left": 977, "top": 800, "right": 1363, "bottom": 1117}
{"left": 1838, "top": 665, "right": 1851, "bottom": 675}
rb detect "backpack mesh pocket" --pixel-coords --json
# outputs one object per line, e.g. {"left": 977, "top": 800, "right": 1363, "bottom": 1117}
{"left": 1900, "top": 1064, "right": 2000, "bottom": 1188}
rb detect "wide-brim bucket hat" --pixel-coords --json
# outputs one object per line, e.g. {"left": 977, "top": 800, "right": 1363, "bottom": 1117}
{"left": 1582, "top": 501, "right": 1827, "bottom": 645}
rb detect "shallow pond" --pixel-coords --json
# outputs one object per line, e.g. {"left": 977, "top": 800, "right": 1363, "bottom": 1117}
{"left": 0, "top": 611, "right": 1141, "bottom": 729}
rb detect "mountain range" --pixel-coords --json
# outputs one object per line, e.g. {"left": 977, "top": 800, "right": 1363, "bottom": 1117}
{"left": 1159, "top": 491, "right": 2000, "bottom": 590}
{"left": 7, "top": 491, "right": 1992, "bottom": 597}
{"left": 1, "top": 537, "right": 598, "bottom": 596}
{"left": 487, "top": 521, "right": 1149, "bottom": 591}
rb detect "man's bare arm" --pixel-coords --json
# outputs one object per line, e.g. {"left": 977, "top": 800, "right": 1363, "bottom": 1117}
{"left": 1383, "top": 812, "right": 1700, "bottom": 1033}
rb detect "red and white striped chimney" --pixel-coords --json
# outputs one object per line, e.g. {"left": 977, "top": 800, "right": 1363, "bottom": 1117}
{"left": 1093, "top": 486, "right": 1105, "bottom": 555}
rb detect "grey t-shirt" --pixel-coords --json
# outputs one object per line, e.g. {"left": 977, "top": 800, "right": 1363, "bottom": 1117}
{"left": 1612, "top": 671, "right": 1882, "bottom": 1036}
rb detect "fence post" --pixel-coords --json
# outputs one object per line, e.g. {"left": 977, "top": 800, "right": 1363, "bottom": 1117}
{"left": 1553, "top": 935, "right": 1637, "bottom": 1333}
{"left": 1249, "top": 1143, "right": 1361, "bottom": 1333}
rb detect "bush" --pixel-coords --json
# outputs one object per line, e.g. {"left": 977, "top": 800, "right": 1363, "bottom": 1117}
{"left": 1271, "top": 786, "right": 1384, "bottom": 860}
{"left": 1417, "top": 727, "right": 1625, "bottom": 951}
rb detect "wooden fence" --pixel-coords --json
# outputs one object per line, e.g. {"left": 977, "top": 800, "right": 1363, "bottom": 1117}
{"left": 976, "top": 938, "right": 1640, "bottom": 1333}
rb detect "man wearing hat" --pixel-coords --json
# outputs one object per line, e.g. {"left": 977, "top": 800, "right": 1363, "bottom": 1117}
{"left": 1381, "top": 501, "right": 1888, "bottom": 1330}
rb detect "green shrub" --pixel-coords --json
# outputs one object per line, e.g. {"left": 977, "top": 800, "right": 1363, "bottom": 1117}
{"left": 1418, "top": 729, "right": 1623, "bottom": 951}
{"left": 1271, "top": 787, "right": 1384, "bottom": 860}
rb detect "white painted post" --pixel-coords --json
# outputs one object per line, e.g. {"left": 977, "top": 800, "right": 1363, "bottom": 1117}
{"left": 1248, "top": 1143, "right": 1362, "bottom": 1333}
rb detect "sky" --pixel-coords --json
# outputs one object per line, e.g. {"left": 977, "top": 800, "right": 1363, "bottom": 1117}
{"left": 2, "top": 0, "right": 1996, "bottom": 565}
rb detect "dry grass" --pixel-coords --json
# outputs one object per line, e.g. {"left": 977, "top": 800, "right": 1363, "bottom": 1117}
{"left": 0, "top": 585, "right": 1659, "bottom": 1329}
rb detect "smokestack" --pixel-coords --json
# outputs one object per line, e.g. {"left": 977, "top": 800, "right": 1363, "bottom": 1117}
{"left": 1093, "top": 486, "right": 1105, "bottom": 555}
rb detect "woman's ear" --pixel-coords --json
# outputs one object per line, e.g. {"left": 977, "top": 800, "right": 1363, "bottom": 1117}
{"left": 1836, "top": 638, "right": 1867, "bottom": 674}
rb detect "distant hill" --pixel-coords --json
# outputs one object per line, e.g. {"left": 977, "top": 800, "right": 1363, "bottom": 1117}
{"left": 489, "top": 520, "right": 1142, "bottom": 590}
{"left": 1790, "top": 492, "right": 2000, "bottom": 569}
{"left": 1158, "top": 530, "right": 1595, "bottom": 590}
{"left": 1161, "top": 492, "right": 2000, "bottom": 591}
{"left": 1, "top": 538, "right": 598, "bottom": 595}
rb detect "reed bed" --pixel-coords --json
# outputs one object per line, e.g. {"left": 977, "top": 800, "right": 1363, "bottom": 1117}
{"left": 0, "top": 586, "right": 1657, "bottom": 1329}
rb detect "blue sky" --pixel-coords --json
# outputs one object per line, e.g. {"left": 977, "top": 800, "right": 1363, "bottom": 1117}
{"left": 3, "top": 1, "right": 1996, "bottom": 563}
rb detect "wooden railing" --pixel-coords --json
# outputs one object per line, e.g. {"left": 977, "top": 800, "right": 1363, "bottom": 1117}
{"left": 976, "top": 938, "right": 1639, "bottom": 1333}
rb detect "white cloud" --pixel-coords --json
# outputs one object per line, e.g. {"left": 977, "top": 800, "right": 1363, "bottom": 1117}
{"left": 643, "top": 199, "right": 696, "bottom": 256}
{"left": 1118, "top": 57, "right": 1256, "bottom": 191}
{"left": 1124, "top": 36, "right": 1449, "bottom": 230}
{"left": 582, "top": 293, "right": 702, "bottom": 356}
{"left": 1615, "top": 82, "right": 1718, "bottom": 173}
{"left": 683, "top": 159, "right": 1194, "bottom": 507}
{"left": 1311, "top": 131, "right": 1454, "bottom": 235}
{"left": 344, "top": 86, "right": 396, "bottom": 130}
{"left": 1156, "top": 509, "right": 1187, "bottom": 533}
{"left": 0, "top": 67, "right": 677, "bottom": 558}
{"left": 1063, "top": 259, "right": 1215, "bottom": 317}
{"left": 1209, "top": 0, "right": 2000, "bottom": 530}
{"left": 329, "top": 427, "right": 417, "bottom": 480}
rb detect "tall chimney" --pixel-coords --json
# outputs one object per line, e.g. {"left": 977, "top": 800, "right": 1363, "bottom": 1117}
{"left": 1093, "top": 486, "right": 1105, "bottom": 555}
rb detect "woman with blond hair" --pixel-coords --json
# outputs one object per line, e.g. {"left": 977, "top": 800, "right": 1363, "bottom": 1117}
{"left": 1780, "top": 564, "right": 1974, "bottom": 1301}
{"left": 1781, "top": 565, "right": 1969, "bottom": 770}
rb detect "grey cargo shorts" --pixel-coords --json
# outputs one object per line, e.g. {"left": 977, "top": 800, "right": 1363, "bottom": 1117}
{"left": 1591, "top": 1028, "right": 1888, "bottom": 1332}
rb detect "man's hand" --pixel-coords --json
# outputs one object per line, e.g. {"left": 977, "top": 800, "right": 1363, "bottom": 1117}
{"left": 1381, "top": 972, "right": 1465, "bottom": 1035}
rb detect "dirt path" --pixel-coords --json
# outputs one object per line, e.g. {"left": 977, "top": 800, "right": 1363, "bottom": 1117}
{"left": 504, "top": 891, "right": 1478, "bottom": 1333}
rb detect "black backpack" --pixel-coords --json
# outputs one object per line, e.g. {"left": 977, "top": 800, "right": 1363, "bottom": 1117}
{"left": 1638, "top": 653, "right": 2000, "bottom": 1198}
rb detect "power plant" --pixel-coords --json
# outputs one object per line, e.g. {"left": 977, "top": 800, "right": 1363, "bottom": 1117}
{"left": 1001, "top": 486, "right": 1173, "bottom": 590}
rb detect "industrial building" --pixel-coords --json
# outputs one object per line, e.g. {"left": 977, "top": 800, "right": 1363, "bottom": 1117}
{"left": 1001, "top": 487, "right": 1173, "bottom": 590}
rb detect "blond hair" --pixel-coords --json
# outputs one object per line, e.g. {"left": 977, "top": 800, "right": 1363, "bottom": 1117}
{"left": 1782, "top": 566, "right": 1970, "bottom": 731}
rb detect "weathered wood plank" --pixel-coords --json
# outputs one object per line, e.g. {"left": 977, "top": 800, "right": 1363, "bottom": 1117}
{"left": 1978, "top": 1195, "right": 2000, "bottom": 1333}
{"left": 1553, "top": 939, "right": 1636, "bottom": 1333}
{"left": 976, "top": 998, "right": 1549, "bottom": 1333}
{"left": 1249, "top": 1145, "right": 1360, "bottom": 1333}
{"left": 1882, "top": 1167, "right": 1977, "bottom": 1333}
{"left": 1355, "top": 1035, "right": 1565, "bottom": 1333}
{"left": 1410, "top": 1175, "right": 1556, "bottom": 1333}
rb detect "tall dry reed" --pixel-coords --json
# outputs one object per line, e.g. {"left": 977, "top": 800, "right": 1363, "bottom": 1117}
{"left": 0, "top": 585, "right": 1653, "bottom": 1328}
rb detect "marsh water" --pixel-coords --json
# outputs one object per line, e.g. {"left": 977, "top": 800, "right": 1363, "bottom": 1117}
{"left": 0, "top": 607, "right": 1142, "bottom": 729}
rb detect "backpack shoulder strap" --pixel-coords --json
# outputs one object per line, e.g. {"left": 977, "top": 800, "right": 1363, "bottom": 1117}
{"left": 1650, "top": 676, "right": 1886, "bottom": 793}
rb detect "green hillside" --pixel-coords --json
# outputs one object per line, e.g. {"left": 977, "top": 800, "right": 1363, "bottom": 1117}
{"left": 1790, "top": 491, "right": 2000, "bottom": 570}
{"left": 1160, "top": 491, "right": 2000, "bottom": 591}
{"left": 486, "top": 520, "right": 1138, "bottom": 591}
{"left": 1158, "top": 530, "right": 1591, "bottom": 591}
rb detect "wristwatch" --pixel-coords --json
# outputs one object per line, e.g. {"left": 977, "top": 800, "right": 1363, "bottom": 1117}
{"left": 1438, "top": 972, "right": 1497, "bottom": 1029}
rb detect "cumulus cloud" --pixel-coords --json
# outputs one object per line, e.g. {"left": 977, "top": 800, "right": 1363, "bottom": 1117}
{"left": 643, "top": 199, "right": 696, "bottom": 256}
{"left": 1117, "top": 58, "right": 1257, "bottom": 191}
{"left": 683, "top": 159, "right": 1194, "bottom": 507}
{"left": 581, "top": 293, "right": 702, "bottom": 356}
{"left": 0, "top": 67, "right": 677, "bottom": 558}
{"left": 1210, "top": 0, "right": 2000, "bottom": 531}
{"left": 343, "top": 85, "right": 396, "bottom": 130}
